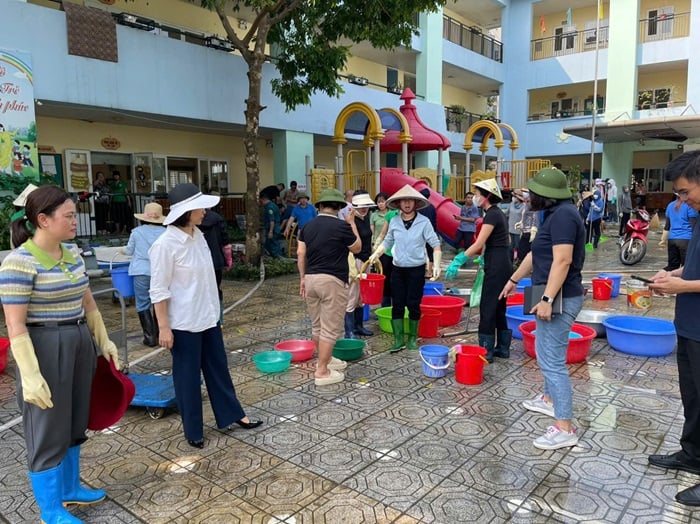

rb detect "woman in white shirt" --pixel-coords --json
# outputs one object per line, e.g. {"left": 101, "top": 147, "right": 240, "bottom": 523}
{"left": 150, "top": 184, "right": 262, "bottom": 449}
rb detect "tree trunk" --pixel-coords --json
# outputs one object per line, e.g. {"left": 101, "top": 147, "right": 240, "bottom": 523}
{"left": 244, "top": 62, "right": 263, "bottom": 265}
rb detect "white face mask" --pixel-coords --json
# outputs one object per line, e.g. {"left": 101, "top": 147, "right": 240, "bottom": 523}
{"left": 472, "top": 195, "right": 483, "bottom": 207}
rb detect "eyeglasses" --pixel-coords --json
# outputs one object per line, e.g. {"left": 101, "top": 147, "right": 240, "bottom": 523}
{"left": 674, "top": 189, "right": 690, "bottom": 198}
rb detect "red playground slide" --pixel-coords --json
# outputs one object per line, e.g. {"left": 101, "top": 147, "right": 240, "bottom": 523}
{"left": 380, "top": 167, "right": 462, "bottom": 246}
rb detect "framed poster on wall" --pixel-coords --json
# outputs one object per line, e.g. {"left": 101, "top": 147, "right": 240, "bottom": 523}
{"left": 39, "top": 153, "right": 64, "bottom": 187}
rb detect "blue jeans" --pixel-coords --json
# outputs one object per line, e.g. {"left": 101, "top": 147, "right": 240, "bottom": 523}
{"left": 535, "top": 295, "right": 584, "bottom": 420}
{"left": 133, "top": 274, "right": 152, "bottom": 312}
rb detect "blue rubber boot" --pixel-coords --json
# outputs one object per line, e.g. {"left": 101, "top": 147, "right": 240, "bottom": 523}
{"left": 62, "top": 446, "right": 106, "bottom": 506}
{"left": 28, "top": 466, "right": 83, "bottom": 523}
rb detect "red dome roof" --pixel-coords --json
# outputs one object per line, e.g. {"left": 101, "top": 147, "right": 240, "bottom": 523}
{"left": 381, "top": 88, "right": 451, "bottom": 152}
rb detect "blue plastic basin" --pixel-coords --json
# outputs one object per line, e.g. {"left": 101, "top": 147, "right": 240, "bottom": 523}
{"left": 516, "top": 278, "right": 532, "bottom": 293}
{"left": 506, "top": 305, "right": 535, "bottom": 340}
{"left": 602, "top": 315, "right": 676, "bottom": 357}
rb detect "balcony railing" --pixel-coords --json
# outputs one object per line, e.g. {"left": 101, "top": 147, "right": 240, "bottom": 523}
{"left": 639, "top": 11, "right": 690, "bottom": 43}
{"left": 445, "top": 108, "right": 498, "bottom": 132}
{"left": 531, "top": 26, "right": 609, "bottom": 61}
{"left": 443, "top": 16, "right": 503, "bottom": 63}
{"left": 527, "top": 107, "right": 604, "bottom": 121}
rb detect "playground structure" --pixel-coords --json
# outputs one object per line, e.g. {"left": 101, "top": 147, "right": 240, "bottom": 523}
{"left": 309, "top": 88, "right": 550, "bottom": 245}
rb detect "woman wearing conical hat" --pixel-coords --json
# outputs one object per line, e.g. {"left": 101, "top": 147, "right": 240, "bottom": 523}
{"left": 369, "top": 185, "right": 441, "bottom": 352}
{"left": 447, "top": 178, "right": 511, "bottom": 362}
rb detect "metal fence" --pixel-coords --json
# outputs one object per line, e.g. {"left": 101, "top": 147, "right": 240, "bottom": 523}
{"left": 72, "top": 191, "right": 246, "bottom": 241}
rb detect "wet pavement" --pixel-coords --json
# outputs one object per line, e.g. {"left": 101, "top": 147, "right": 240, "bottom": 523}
{"left": 1, "top": 226, "right": 699, "bottom": 523}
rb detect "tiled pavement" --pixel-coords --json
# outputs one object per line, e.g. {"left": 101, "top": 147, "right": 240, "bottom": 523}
{"left": 2, "top": 227, "right": 700, "bottom": 523}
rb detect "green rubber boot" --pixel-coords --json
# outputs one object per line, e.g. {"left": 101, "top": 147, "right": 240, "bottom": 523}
{"left": 406, "top": 319, "right": 419, "bottom": 350}
{"left": 390, "top": 319, "right": 405, "bottom": 352}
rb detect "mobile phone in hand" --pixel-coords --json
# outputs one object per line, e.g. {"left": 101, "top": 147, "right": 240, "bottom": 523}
{"left": 631, "top": 275, "right": 653, "bottom": 284}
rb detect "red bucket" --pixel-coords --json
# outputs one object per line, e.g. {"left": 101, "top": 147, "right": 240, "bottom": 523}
{"left": 359, "top": 273, "right": 385, "bottom": 305}
{"left": 592, "top": 278, "right": 613, "bottom": 300}
{"left": 418, "top": 308, "right": 441, "bottom": 338}
{"left": 454, "top": 345, "right": 488, "bottom": 385}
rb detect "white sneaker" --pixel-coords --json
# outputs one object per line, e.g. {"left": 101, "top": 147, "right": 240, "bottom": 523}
{"left": 522, "top": 395, "right": 555, "bottom": 418}
{"left": 533, "top": 425, "right": 579, "bottom": 450}
{"left": 328, "top": 357, "right": 347, "bottom": 371}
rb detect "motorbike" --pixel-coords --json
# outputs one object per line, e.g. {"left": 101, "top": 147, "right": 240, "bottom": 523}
{"left": 618, "top": 208, "right": 650, "bottom": 265}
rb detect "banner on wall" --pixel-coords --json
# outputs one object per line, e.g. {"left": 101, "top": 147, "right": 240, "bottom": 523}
{"left": 0, "top": 49, "right": 39, "bottom": 181}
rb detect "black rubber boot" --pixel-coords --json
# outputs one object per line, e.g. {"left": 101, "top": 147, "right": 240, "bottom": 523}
{"left": 138, "top": 310, "right": 158, "bottom": 347}
{"left": 406, "top": 319, "right": 419, "bottom": 350}
{"left": 152, "top": 307, "right": 160, "bottom": 341}
{"left": 390, "top": 319, "right": 405, "bottom": 352}
{"left": 353, "top": 308, "right": 373, "bottom": 337}
{"left": 493, "top": 329, "right": 512, "bottom": 359}
{"left": 478, "top": 333, "right": 497, "bottom": 363}
{"left": 344, "top": 312, "right": 356, "bottom": 339}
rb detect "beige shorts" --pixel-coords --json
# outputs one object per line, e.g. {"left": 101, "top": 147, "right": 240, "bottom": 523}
{"left": 305, "top": 274, "right": 349, "bottom": 344}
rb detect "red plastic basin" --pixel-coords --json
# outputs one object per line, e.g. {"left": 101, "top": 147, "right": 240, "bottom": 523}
{"left": 506, "top": 293, "right": 524, "bottom": 306}
{"left": 0, "top": 337, "right": 8, "bottom": 374}
{"left": 420, "top": 295, "right": 466, "bottom": 327}
{"left": 519, "top": 321, "right": 596, "bottom": 364}
{"left": 274, "top": 339, "right": 315, "bottom": 362}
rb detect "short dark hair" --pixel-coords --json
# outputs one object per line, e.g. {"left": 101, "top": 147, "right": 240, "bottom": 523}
{"left": 666, "top": 150, "right": 700, "bottom": 184}
{"left": 317, "top": 201, "right": 343, "bottom": 211}
{"left": 171, "top": 211, "right": 192, "bottom": 227}
{"left": 290, "top": 181, "right": 297, "bottom": 186}
{"left": 375, "top": 192, "right": 389, "bottom": 203}
{"left": 529, "top": 192, "right": 558, "bottom": 211}
{"left": 466, "top": 191, "right": 474, "bottom": 197}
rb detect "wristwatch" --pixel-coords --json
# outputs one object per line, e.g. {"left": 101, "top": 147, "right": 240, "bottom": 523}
{"left": 541, "top": 295, "right": 554, "bottom": 303}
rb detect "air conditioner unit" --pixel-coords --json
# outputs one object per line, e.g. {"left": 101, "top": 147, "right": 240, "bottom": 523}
{"left": 205, "top": 37, "right": 234, "bottom": 52}
{"left": 115, "top": 13, "right": 156, "bottom": 32}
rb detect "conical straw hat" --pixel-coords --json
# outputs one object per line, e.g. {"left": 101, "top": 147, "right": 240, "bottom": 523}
{"left": 386, "top": 185, "right": 430, "bottom": 210}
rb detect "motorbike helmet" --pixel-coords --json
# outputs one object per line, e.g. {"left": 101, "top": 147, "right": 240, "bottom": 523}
{"left": 637, "top": 209, "right": 650, "bottom": 221}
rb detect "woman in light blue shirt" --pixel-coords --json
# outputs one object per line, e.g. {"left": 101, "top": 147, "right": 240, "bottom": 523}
{"left": 369, "top": 185, "right": 441, "bottom": 352}
{"left": 125, "top": 202, "right": 165, "bottom": 346}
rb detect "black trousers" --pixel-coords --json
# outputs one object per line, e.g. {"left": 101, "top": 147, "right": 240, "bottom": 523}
{"left": 665, "top": 239, "right": 690, "bottom": 272}
{"left": 678, "top": 336, "right": 700, "bottom": 462}
{"left": 478, "top": 246, "right": 510, "bottom": 335}
{"left": 391, "top": 264, "right": 425, "bottom": 321}
{"left": 619, "top": 213, "right": 630, "bottom": 236}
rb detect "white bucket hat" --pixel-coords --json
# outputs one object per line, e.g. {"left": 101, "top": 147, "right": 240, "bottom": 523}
{"left": 386, "top": 184, "right": 430, "bottom": 210}
{"left": 163, "top": 183, "right": 219, "bottom": 225}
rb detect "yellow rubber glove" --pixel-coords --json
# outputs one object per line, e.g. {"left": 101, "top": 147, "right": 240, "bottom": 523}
{"left": 659, "top": 230, "right": 669, "bottom": 247}
{"left": 368, "top": 244, "right": 386, "bottom": 266}
{"left": 430, "top": 250, "right": 442, "bottom": 281}
{"left": 86, "top": 310, "right": 121, "bottom": 369}
{"left": 11, "top": 333, "right": 53, "bottom": 409}
{"left": 529, "top": 226, "right": 538, "bottom": 242}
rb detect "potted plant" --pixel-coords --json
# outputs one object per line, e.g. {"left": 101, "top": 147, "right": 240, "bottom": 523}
{"left": 446, "top": 104, "right": 466, "bottom": 132}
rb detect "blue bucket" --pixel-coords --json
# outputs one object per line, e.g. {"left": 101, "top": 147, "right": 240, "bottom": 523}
{"left": 506, "top": 305, "right": 535, "bottom": 340}
{"left": 419, "top": 344, "right": 450, "bottom": 378}
{"left": 111, "top": 267, "right": 134, "bottom": 298}
{"left": 363, "top": 304, "right": 370, "bottom": 322}
{"left": 423, "top": 282, "right": 445, "bottom": 296}
{"left": 516, "top": 277, "right": 532, "bottom": 293}
{"left": 598, "top": 273, "right": 622, "bottom": 297}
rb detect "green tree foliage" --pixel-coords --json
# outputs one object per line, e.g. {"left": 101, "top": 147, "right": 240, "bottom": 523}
{"left": 198, "top": 0, "right": 446, "bottom": 264}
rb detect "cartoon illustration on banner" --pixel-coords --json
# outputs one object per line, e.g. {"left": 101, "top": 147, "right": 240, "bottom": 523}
{"left": 0, "top": 49, "right": 39, "bottom": 181}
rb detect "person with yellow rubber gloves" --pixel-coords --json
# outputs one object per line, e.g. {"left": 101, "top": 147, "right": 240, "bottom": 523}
{"left": 0, "top": 185, "right": 120, "bottom": 524}
{"left": 369, "top": 185, "right": 441, "bottom": 352}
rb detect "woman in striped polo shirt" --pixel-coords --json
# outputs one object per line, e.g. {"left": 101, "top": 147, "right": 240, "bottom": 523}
{"left": 0, "top": 185, "right": 120, "bottom": 523}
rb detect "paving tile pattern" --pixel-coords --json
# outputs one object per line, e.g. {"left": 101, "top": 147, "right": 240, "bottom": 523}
{"left": 2, "top": 233, "right": 700, "bottom": 522}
